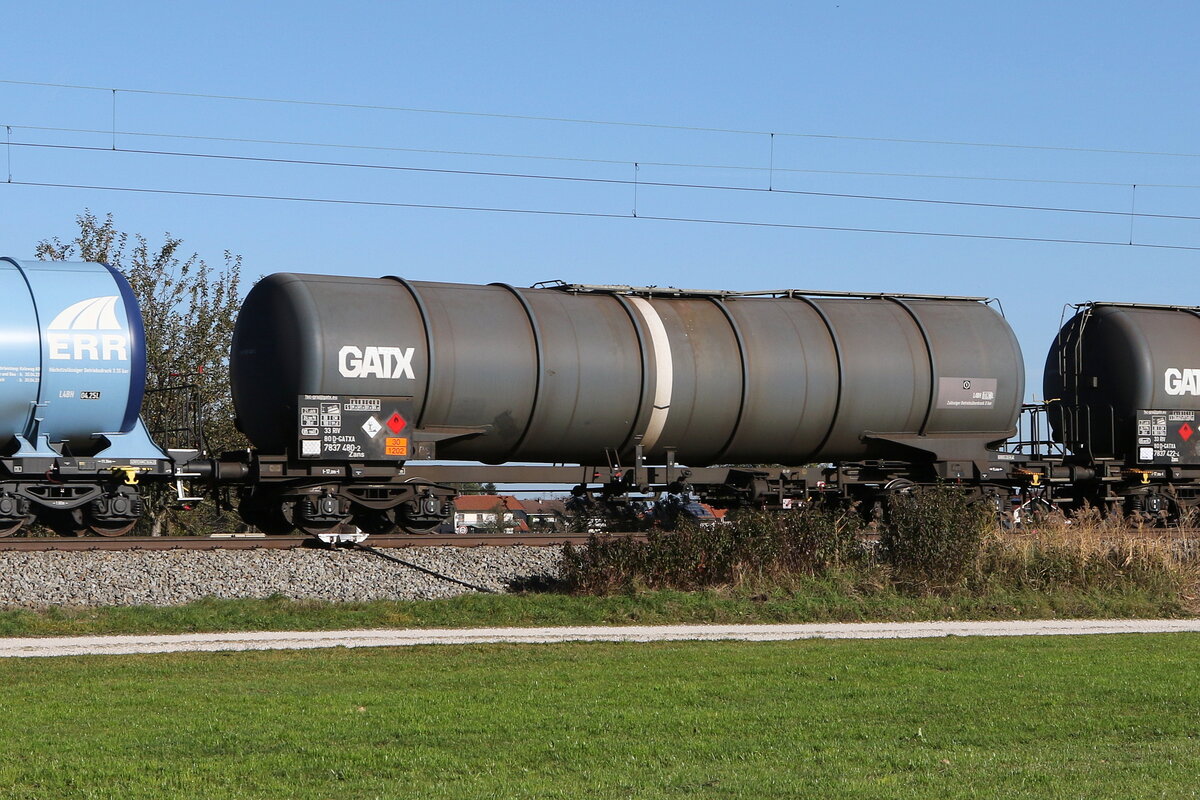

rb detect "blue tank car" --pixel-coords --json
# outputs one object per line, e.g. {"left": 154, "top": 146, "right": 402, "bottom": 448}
{"left": 0, "top": 258, "right": 170, "bottom": 535}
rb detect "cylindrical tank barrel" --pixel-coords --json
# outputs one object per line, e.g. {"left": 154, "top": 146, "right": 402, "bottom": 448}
{"left": 1044, "top": 303, "right": 1200, "bottom": 460}
{"left": 231, "top": 274, "right": 1024, "bottom": 466}
{"left": 0, "top": 258, "right": 147, "bottom": 453}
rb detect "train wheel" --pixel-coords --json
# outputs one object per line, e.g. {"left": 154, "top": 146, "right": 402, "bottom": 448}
{"left": 293, "top": 493, "right": 352, "bottom": 536}
{"left": 86, "top": 519, "right": 137, "bottom": 537}
{"left": 296, "top": 520, "right": 351, "bottom": 536}
{"left": 400, "top": 520, "right": 439, "bottom": 535}
{"left": 396, "top": 486, "right": 451, "bottom": 534}
{"left": 1123, "top": 492, "right": 1177, "bottom": 528}
{"left": 0, "top": 494, "right": 30, "bottom": 536}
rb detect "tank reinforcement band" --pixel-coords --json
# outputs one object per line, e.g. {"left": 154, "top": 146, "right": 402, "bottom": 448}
{"left": 628, "top": 296, "right": 673, "bottom": 453}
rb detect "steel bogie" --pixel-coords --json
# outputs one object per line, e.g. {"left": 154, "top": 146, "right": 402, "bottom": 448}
{"left": 85, "top": 486, "right": 144, "bottom": 536}
{"left": 0, "top": 477, "right": 151, "bottom": 536}
{"left": 237, "top": 490, "right": 296, "bottom": 535}
{"left": 396, "top": 485, "right": 455, "bottom": 533}
{"left": 235, "top": 479, "right": 455, "bottom": 535}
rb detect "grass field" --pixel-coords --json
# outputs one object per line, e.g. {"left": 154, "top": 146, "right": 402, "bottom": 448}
{"left": 0, "top": 634, "right": 1197, "bottom": 798}
{"left": 0, "top": 581, "right": 1188, "bottom": 639}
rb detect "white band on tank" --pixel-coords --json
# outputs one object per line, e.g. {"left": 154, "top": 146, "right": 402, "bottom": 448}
{"left": 628, "top": 297, "right": 673, "bottom": 453}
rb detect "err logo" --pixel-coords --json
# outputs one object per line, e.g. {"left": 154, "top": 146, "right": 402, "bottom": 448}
{"left": 47, "top": 296, "right": 129, "bottom": 361}
{"left": 1164, "top": 368, "right": 1200, "bottom": 396}
{"left": 338, "top": 345, "right": 416, "bottom": 380}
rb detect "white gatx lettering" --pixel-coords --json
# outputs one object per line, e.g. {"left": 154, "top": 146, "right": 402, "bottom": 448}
{"left": 339, "top": 346, "right": 363, "bottom": 376}
{"left": 338, "top": 345, "right": 416, "bottom": 379}
{"left": 1164, "top": 368, "right": 1200, "bottom": 396}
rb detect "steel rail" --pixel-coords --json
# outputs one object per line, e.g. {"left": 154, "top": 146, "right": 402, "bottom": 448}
{"left": 0, "top": 532, "right": 641, "bottom": 552}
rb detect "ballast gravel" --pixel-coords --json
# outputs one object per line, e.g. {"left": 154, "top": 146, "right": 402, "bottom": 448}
{"left": 2, "top": 620, "right": 1200, "bottom": 658}
{"left": 0, "top": 545, "right": 564, "bottom": 608}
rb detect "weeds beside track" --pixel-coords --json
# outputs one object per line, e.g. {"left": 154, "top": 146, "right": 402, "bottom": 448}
{"left": 562, "top": 486, "right": 1200, "bottom": 612}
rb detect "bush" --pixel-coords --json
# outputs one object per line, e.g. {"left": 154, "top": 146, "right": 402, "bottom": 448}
{"left": 560, "top": 489, "right": 1200, "bottom": 610}
{"left": 560, "top": 505, "right": 867, "bottom": 594}
{"left": 880, "top": 484, "right": 993, "bottom": 593}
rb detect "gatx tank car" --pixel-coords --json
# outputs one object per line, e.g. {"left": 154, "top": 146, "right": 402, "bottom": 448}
{"left": 1039, "top": 302, "right": 1200, "bottom": 520}
{"left": 1, "top": 258, "right": 1198, "bottom": 536}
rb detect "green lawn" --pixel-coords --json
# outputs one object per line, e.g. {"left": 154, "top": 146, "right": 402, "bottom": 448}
{"left": 0, "top": 582, "right": 1189, "bottom": 639}
{"left": 0, "top": 634, "right": 1197, "bottom": 798}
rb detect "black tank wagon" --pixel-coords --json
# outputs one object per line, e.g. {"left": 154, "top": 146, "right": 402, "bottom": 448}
{"left": 221, "top": 274, "right": 1026, "bottom": 534}
{"left": 1040, "top": 302, "right": 1200, "bottom": 519}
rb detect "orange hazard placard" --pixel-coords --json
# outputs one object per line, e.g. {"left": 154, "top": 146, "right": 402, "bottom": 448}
{"left": 385, "top": 437, "right": 408, "bottom": 456}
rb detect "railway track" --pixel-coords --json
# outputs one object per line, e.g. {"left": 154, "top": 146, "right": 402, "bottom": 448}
{"left": 0, "top": 526, "right": 1194, "bottom": 552}
{"left": 0, "top": 532, "right": 628, "bottom": 552}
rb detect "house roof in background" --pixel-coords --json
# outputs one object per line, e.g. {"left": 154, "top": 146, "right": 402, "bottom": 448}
{"left": 522, "top": 499, "right": 567, "bottom": 515}
{"left": 453, "top": 495, "right": 508, "bottom": 512}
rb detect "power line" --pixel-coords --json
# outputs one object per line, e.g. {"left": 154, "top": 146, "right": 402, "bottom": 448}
{"left": 10, "top": 139, "right": 1200, "bottom": 222}
{"left": 4, "top": 78, "right": 1200, "bottom": 160}
{"left": 7, "top": 178, "right": 1200, "bottom": 252}
{"left": 9, "top": 122, "right": 1200, "bottom": 190}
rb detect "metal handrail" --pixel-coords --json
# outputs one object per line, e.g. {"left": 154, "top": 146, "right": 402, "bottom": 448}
{"left": 536, "top": 281, "right": 990, "bottom": 302}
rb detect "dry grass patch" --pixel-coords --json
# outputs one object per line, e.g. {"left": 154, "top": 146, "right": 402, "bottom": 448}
{"left": 564, "top": 487, "right": 1200, "bottom": 610}
{"left": 978, "top": 509, "right": 1200, "bottom": 608}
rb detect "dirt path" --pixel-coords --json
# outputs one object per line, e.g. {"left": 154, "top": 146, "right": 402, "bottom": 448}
{"left": 2, "top": 619, "right": 1199, "bottom": 657}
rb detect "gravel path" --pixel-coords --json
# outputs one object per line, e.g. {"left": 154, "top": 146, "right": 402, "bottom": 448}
{"left": 4, "top": 619, "right": 1199, "bottom": 658}
{"left": 0, "top": 546, "right": 562, "bottom": 607}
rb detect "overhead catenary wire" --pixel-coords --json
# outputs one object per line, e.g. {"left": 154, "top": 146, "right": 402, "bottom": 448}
{"left": 6, "top": 78, "right": 1200, "bottom": 160}
{"left": 7, "top": 122, "right": 1200, "bottom": 190}
{"left": 5, "top": 81, "right": 1199, "bottom": 253}
{"left": 8, "top": 178, "right": 1200, "bottom": 252}
{"left": 8, "top": 139, "right": 1200, "bottom": 223}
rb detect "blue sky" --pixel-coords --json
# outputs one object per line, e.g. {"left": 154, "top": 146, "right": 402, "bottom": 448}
{"left": 2, "top": 1, "right": 1198, "bottom": 399}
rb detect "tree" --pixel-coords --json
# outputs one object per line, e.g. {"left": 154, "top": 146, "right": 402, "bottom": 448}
{"left": 37, "top": 211, "right": 246, "bottom": 534}
{"left": 450, "top": 482, "right": 500, "bottom": 495}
